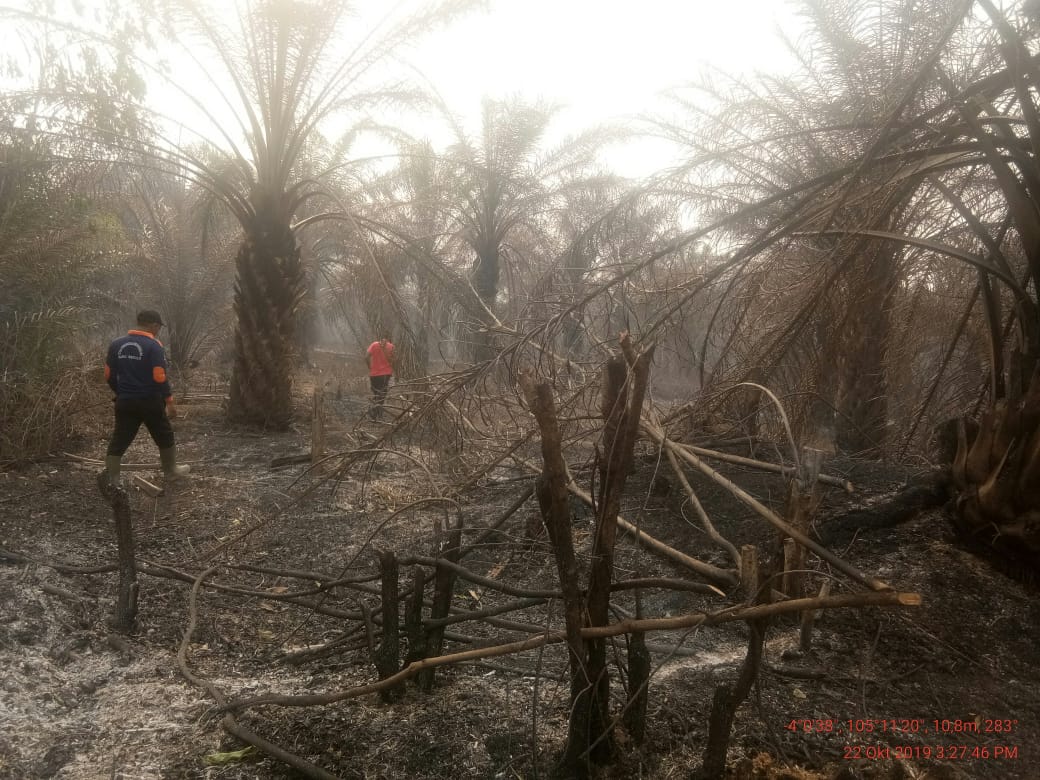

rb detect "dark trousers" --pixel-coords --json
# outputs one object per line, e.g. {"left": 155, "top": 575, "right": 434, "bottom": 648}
{"left": 369, "top": 374, "right": 391, "bottom": 419}
{"left": 107, "top": 397, "right": 175, "bottom": 456}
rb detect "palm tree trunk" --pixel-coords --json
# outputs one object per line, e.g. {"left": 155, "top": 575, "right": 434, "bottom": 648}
{"left": 835, "top": 245, "right": 899, "bottom": 455}
{"left": 472, "top": 244, "right": 500, "bottom": 362}
{"left": 294, "top": 258, "right": 320, "bottom": 367}
{"left": 227, "top": 220, "right": 304, "bottom": 429}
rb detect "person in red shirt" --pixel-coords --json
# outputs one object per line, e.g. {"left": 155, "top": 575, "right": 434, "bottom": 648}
{"left": 366, "top": 333, "right": 395, "bottom": 419}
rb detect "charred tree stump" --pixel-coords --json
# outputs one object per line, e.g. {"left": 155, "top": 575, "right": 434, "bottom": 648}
{"left": 780, "top": 448, "right": 822, "bottom": 601}
{"left": 404, "top": 565, "right": 427, "bottom": 667}
{"left": 522, "top": 334, "right": 654, "bottom": 778}
{"left": 699, "top": 615, "right": 766, "bottom": 779}
{"left": 582, "top": 339, "right": 654, "bottom": 768}
{"left": 111, "top": 488, "right": 138, "bottom": 632}
{"left": 740, "top": 545, "right": 759, "bottom": 603}
{"left": 623, "top": 597, "right": 651, "bottom": 746}
{"left": 418, "top": 523, "right": 461, "bottom": 692}
{"left": 374, "top": 549, "right": 402, "bottom": 702}
{"left": 519, "top": 373, "right": 591, "bottom": 779}
{"left": 943, "top": 374, "right": 1040, "bottom": 576}
{"left": 694, "top": 582, "right": 769, "bottom": 780}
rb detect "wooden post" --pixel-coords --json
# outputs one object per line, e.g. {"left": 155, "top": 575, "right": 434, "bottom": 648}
{"left": 782, "top": 537, "right": 799, "bottom": 598}
{"left": 374, "top": 550, "right": 402, "bottom": 701}
{"left": 800, "top": 580, "right": 831, "bottom": 651}
{"left": 740, "top": 544, "right": 759, "bottom": 604}
{"left": 520, "top": 372, "right": 593, "bottom": 775}
{"left": 782, "top": 447, "right": 824, "bottom": 600}
{"left": 111, "top": 488, "right": 138, "bottom": 632}
{"left": 311, "top": 387, "right": 325, "bottom": 465}
{"left": 404, "top": 566, "right": 427, "bottom": 666}
{"left": 418, "top": 523, "right": 461, "bottom": 692}
{"left": 624, "top": 592, "right": 650, "bottom": 745}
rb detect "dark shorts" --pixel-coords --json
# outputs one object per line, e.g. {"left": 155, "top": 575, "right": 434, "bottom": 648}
{"left": 107, "top": 397, "right": 174, "bottom": 455}
{"left": 370, "top": 374, "right": 391, "bottom": 401}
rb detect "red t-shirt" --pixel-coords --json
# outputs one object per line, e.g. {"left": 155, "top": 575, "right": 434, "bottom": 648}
{"left": 367, "top": 340, "right": 394, "bottom": 376}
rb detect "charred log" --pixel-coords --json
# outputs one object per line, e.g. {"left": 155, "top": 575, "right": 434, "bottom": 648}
{"left": 816, "top": 470, "right": 952, "bottom": 548}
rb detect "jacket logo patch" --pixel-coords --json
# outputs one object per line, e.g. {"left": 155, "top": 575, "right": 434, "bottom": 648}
{"left": 117, "top": 343, "right": 145, "bottom": 361}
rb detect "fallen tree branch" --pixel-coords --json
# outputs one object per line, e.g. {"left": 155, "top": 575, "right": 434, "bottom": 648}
{"left": 177, "top": 566, "right": 339, "bottom": 780}
{"left": 270, "top": 453, "right": 312, "bottom": 468}
{"left": 0, "top": 548, "right": 116, "bottom": 574}
{"left": 513, "top": 456, "right": 739, "bottom": 588}
{"left": 224, "top": 589, "right": 920, "bottom": 712}
{"left": 424, "top": 597, "right": 550, "bottom": 629}
{"left": 40, "top": 582, "right": 86, "bottom": 600}
{"left": 643, "top": 425, "right": 892, "bottom": 592}
{"left": 402, "top": 554, "right": 563, "bottom": 599}
{"left": 611, "top": 577, "right": 725, "bottom": 596}
{"left": 456, "top": 485, "right": 535, "bottom": 558}
{"left": 679, "top": 443, "right": 853, "bottom": 492}
{"left": 63, "top": 452, "right": 203, "bottom": 471}
{"left": 665, "top": 445, "right": 742, "bottom": 569}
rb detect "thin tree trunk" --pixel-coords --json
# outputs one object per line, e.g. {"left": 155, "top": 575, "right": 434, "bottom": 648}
{"left": 472, "top": 244, "right": 500, "bottom": 362}
{"left": 374, "top": 550, "right": 402, "bottom": 702}
{"left": 520, "top": 374, "right": 589, "bottom": 778}
{"left": 418, "top": 523, "right": 462, "bottom": 692}
{"left": 582, "top": 340, "right": 654, "bottom": 767}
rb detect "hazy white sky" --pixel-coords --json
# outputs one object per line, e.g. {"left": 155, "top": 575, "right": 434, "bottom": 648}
{"left": 402, "top": 0, "right": 800, "bottom": 175}
{"left": 12, "top": 0, "right": 801, "bottom": 178}
{"left": 412, "top": 0, "right": 796, "bottom": 119}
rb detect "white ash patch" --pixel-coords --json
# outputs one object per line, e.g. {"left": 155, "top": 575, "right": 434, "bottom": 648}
{"left": 0, "top": 565, "right": 223, "bottom": 779}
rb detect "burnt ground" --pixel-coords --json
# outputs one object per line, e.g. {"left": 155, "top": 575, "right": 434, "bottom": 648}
{"left": 1, "top": 374, "right": 1039, "bottom": 780}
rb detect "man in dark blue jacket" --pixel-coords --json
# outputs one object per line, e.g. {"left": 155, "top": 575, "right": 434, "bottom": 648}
{"left": 100, "top": 310, "right": 189, "bottom": 489}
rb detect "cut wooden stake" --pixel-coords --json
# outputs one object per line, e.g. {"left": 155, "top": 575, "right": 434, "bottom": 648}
{"left": 111, "top": 489, "right": 138, "bottom": 633}
{"left": 740, "top": 545, "right": 759, "bottom": 603}
{"left": 800, "top": 580, "right": 831, "bottom": 652}
{"left": 782, "top": 538, "right": 799, "bottom": 598}
{"left": 132, "top": 475, "right": 164, "bottom": 498}
{"left": 374, "top": 549, "right": 401, "bottom": 701}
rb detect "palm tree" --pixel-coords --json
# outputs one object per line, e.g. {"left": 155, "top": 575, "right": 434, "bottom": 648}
{"left": 444, "top": 98, "right": 605, "bottom": 361}
{"left": 657, "top": 0, "right": 984, "bottom": 453}
{"left": 654, "top": 0, "right": 1040, "bottom": 568}
{"left": 152, "top": 0, "right": 477, "bottom": 426}
{"left": 360, "top": 140, "right": 462, "bottom": 377}
{"left": 0, "top": 116, "right": 133, "bottom": 461}
{"left": 4, "top": 0, "right": 476, "bottom": 428}
{"left": 122, "top": 170, "right": 238, "bottom": 381}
